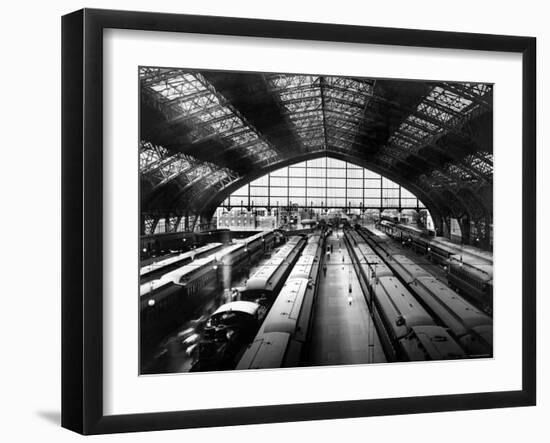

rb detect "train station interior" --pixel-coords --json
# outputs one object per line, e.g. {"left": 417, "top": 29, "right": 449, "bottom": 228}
{"left": 139, "top": 68, "right": 493, "bottom": 374}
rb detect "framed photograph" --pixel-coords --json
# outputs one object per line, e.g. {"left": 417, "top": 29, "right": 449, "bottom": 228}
{"left": 62, "top": 8, "right": 536, "bottom": 435}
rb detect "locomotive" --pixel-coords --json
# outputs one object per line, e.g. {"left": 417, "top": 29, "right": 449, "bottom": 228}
{"left": 140, "top": 231, "right": 275, "bottom": 358}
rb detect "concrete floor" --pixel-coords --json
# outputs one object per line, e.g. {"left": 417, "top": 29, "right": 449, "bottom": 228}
{"left": 307, "top": 230, "right": 386, "bottom": 366}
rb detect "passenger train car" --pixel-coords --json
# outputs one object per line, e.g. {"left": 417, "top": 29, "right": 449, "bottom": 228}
{"left": 236, "top": 233, "right": 325, "bottom": 370}
{"left": 372, "top": 252, "right": 492, "bottom": 358}
{"left": 188, "top": 233, "right": 319, "bottom": 371}
{"left": 239, "top": 236, "right": 307, "bottom": 305}
{"left": 363, "top": 223, "right": 493, "bottom": 308}
{"left": 140, "top": 242, "right": 223, "bottom": 283}
{"left": 140, "top": 230, "right": 275, "bottom": 353}
{"left": 140, "top": 228, "right": 232, "bottom": 259}
{"left": 344, "top": 229, "right": 466, "bottom": 362}
{"left": 447, "top": 258, "right": 493, "bottom": 308}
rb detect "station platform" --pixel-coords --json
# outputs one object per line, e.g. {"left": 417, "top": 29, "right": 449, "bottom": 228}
{"left": 307, "top": 230, "right": 386, "bottom": 366}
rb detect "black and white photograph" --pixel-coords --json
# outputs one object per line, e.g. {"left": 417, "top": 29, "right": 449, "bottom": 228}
{"left": 139, "top": 68, "right": 494, "bottom": 375}
{"left": 2, "top": 0, "right": 546, "bottom": 440}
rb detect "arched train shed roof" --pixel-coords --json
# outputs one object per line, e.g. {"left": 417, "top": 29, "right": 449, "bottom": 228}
{"left": 139, "top": 68, "right": 493, "bottom": 223}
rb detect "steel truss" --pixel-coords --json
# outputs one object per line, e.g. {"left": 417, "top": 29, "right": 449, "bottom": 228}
{"left": 139, "top": 69, "right": 493, "bottom": 232}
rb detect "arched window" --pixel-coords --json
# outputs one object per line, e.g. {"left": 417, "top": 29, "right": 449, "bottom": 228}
{"left": 220, "top": 157, "right": 426, "bottom": 211}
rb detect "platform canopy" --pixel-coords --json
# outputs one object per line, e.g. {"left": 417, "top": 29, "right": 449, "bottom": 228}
{"left": 140, "top": 69, "right": 493, "bottom": 229}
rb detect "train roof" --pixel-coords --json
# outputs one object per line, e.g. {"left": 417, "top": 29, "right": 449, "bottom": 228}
{"left": 139, "top": 278, "right": 173, "bottom": 297}
{"left": 245, "top": 238, "right": 305, "bottom": 290}
{"left": 345, "top": 231, "right": 393, "bottom": 277}
{"left": 376, "top": 276, "right": 434, "bottom": 330}
{"left": 363, "top": 226, "right": 388, "bottom": 240}
{"left": 286, "top": 236, "right": 303, "bottom": 244}
{"left": 212, "top": 301, "right": 260, "bottom": 317}
{"left": 360, "top": 256, "right": 392, "bottom": 276}
{"left": 139, "top": 242, "right": 222, "bottom": 276}
{"left": 389, "top": 255, "right": 432, "bottom": 283}
{"left": 235, "top": 332, "right": 290, "bottom": 370}
{"left": 431, "top": 237, "right": 493, "bottom": 265}
{"left": 448, "top": 258, "right": 493, "bottom": 280}
{"left": 289, "top": 257, "right": 316, "bottom": 280}
{"left": 289, "top": 242, "right": 321, "bottom": 279}
{"left": 396, "top": 223, "right": 424, "bottom": 234}
{"left": 245, "top": 258, "right": 286, "bottom": 291}
{"left": 406, "top": 325, "right": 466, "bottom": 360}
{"left": 140, "top": 242, "right": 244, "bottom": 297}
{"left": 140, "top": 256, "right": 213, "bottom": 297}
{"left": 413, "top": 276, "right": 492, "bottom": 334}
{"left": 262, "top": 278, "right": 309, "bottom": 335}
{"left": 218, "top": 243, "right": 248, "bottom": 263}
{"left": 233, "top": 230, "right": 273, "bottom": 244}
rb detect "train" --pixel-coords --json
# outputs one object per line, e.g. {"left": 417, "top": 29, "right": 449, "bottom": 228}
{"left": 188, "top": 234, "right": 309, "bottom": 371}
{"left": 373, "top": 221, "right": 493, "bottom": 308}
{"left": 236, "top": 233, "right": 326, "bottom": 370}
{"left": 239, "top": 236, "right": 307, "bottom": 304}
{"left": 354, "top": 228, "right": 492, "bottom": 357}
{"left": 140, "top": 228, "right": 232, "bottom": 260}
{"left": 140, "top": 230, "right": 275, "bottom": 356}
{"left": 447, "top": 257, "right": 493, "bottom": 308}
{"left": 344, "top": 229, "right": 467, "bottom": 362}
{"left": 140, "top": 242, "right": 224, "bottom": 283}
{"left": 189, "top": 301, "right": 266, "bottom": 371}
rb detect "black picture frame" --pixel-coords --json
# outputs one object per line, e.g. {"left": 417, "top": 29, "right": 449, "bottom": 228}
{"left": 61, "top": 8, "right": 536, "bottom": 435}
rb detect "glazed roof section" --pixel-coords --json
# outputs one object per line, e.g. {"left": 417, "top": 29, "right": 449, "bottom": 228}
{"left": 140, "top": 68, "right": 493, "bottom": 219}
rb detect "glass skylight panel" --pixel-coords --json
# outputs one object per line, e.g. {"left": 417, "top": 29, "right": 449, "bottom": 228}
{"left": 268, "top": 75, "right": 373, "bottom": 153}
{"left": 465, "top": 83, "right": 491, "bottom": 97}
{"left": 388, "top": 83, "right": 491, "bottom": 155}
{"left": 324, "top": 89, "right": 366, "bottom": 107}
{"left": 139, "top": 142, "right": 165, "bottom": 171}
{"left": 467, "top": 152, "right": 493, "bottom": 175}
{"left": 142, "top": 70, "right": 278, "bottom": 164}
{"left": 186, "top": 164, "right": 209, "bottom": 182}
{"left": 285, "top": 98, "right": 322, "bottom": 114}
{"left": 279, "top": 87, "right": 320, "bottom": 102}
{"left": 478, "top": 151, "right": 493, "bottom": 164}
{"left": 269, "top": 74, "right": 320, "bottom": 91}
{"left": 428, "top": 86, "right": 473, "bottom": 112}
{"left": 399, "top": 123, "right": 431, "bottom": 140}
{"left": 408, "top": 115, "right": 440, "bottom": 132}
{"left": 267, "top": 75, "right": 325, "bottom": 151}
{"left": 328, "top": 119, "right": 356, "bottom": 131}
{"left": 293, "top": 112, "right": 323, "bottom": 126}
{"left": 325, "top": 77, "right": 374, "bottom": 95}
{"left": 323, "top": 77, "right": 371, "bottom": 151}
{"left": 140, "top": 141, "right": 200, "bottom": 188}
{"left": 416, "top": 102, "right": 454, "bottom": 123}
